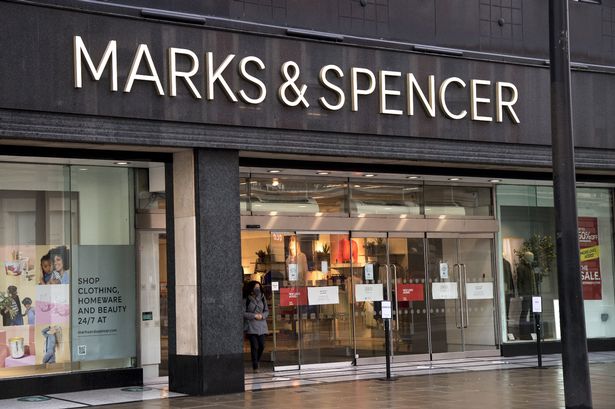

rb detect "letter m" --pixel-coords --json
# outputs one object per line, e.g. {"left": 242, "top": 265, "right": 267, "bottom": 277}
{"left": 74, "top": 36, "right": 118, "bottom": 91}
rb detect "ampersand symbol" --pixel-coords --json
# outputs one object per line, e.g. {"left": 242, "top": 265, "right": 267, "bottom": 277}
{"left": 278, "top": 61, "right": 309, "bottom": 108}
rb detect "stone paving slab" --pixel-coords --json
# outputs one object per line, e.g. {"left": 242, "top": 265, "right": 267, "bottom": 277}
{"left": 101, "top": 362, "right": 615, "bottom": 409}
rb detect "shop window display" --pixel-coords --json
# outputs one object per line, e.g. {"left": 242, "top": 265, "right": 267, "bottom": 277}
{"left": 497, "top": 185, "right": 615, "bottom": 342}
{"left": 0, "top": 162, "right": 136, "bottom": 378}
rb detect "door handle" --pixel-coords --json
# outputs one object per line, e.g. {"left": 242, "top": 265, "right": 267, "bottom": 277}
{"left": 391, "top": 264, "right": 399, "bottom": 331}
{"left": 453, "top": 263, "right": 461, "bottom": 329}
{"left": 462, "top": 264, "right": 469, "bottom": 328}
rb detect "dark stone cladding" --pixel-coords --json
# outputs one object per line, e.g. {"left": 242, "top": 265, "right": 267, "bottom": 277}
{"left": 1, "top": 109, "right": 614, "bottom": 172}
{"left": 193, "top": 149, "right": 244, "bottom": 395}
{"left": 0, "top": 367, "right": 142, "bottom": 399}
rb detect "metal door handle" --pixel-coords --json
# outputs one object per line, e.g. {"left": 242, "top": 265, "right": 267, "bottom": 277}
{"left": 454, "top": 263, "right": 461, "bottom": 329}
{"left": 391, "top": 264, "right": 399, "bottom": 331}
{"left": 384, "top": 264, "right": 391, "bottom": 302}
{"left": 462, "top": 264, "right": 469, "bottom": 328}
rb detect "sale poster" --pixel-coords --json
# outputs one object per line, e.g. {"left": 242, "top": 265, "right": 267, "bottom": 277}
{"left": 578, "top": 217, "right": 602, "bottom": 300}
{"left": 279, "top": 287, "right": 308, "bottom": 306}
{"left": 396, "top": 284, "right": 424, "bottom": 302}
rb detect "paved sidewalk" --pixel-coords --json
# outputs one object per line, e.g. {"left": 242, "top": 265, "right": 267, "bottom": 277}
{"left": 107, "top": 362, "right": 615, "bottom": 409}
{"left": 1, "top": 353, "right": 613, "bottom": 408}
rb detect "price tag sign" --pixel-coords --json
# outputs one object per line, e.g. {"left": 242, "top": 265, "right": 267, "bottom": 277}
{"left": 321, "top": 261, "right": 329, "bottom": 274}
{"left": 381, "top": 301, "right": 392, "bottom": 319}
{"left": 272, "top": 281, "right": 279, "bottom": 292}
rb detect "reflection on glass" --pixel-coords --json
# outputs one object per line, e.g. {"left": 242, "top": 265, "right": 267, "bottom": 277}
{"left": 350, "top": 183, "right": 421, "bottom": 217}
{"left": 424, "top": 185, "right": 492, "bottom": 216}
{"left": 249, "top": 176, "right": 347, "bottom": 215}
{"left": 239, "top": 178, "right": 249, "bottom": 214}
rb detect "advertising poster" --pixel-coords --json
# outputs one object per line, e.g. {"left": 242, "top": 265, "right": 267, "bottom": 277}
{"left": 71, "top": 245, "right": 136, "bottom": 361}
{"left": 578, "top": 217, "right": 602, "bottom": 300}
{"left": 396, "top": 284, "right": 424, "bottom": 302}
{"left": 279, "top": 287, "right": 308, "bottom": 306}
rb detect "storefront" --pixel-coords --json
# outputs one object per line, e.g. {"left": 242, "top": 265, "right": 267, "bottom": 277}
{"left": 1, "top": 0, "right": 614, "bottom": 399}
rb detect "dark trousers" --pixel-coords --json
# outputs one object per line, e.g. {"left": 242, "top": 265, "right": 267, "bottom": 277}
{"left": 247, "top": 334, "right": 265, "bottom": 369}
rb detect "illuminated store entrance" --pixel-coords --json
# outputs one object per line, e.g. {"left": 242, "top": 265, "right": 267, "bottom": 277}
{"left": 241, "top": 229, "right": 499, "bottom": 370}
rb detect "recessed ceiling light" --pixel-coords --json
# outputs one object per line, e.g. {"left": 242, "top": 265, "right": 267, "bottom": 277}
{"left": 317, "top": 171, "right": 330, "bottom": 175}
{"left": 268, "top": 169, "right": 281, "bottom": 173}
{"left": 114, "top": 161, "right": 129, "bottom": 165}
{"left": 78, "top": 168, "right": 88, "bottom": 171}
{"left": 364, "top": 174, "right": 376, "bottom": 177}
{"left": 448, "top": 177, "right": 461, "bottom": 181}
{"left": 489, "top": 179, "right": 502, "bottom": 183}
{"left": 407, "top": 176, "right": 420, "bottom": 179}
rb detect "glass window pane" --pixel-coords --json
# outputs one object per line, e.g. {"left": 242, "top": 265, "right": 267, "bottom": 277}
{"left": 424, "top": 185, "right": 492, "bottom": 216}
{"left": 240, "top": 178, "right": 249, "bottom": 214}
{"left": 70, "top": 166, "right": 136, "bottom": 370}
{"left": 350, "top": 182, "right": 421, "bottom": 216}
{"left": 249, "top": 176, "right": 347, "bottom": 215}
{"left": 0, "top": 163, "right": 72, "bottom": 378}
{"left": 497, "top": 184, "right": 558, "bottom": 342}
{"left": 577, "top": 188, "right": 615, "bottom": 338}
{"left": 135, "top": 168, "right": 166, "bottom": 211}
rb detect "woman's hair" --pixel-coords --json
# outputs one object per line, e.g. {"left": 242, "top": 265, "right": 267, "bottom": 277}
{"left": 8, "top": 285, "right": 17, "bottom": 295}
{"left": 40, "top": 253, "right": 51, "bottom": 264}
{"left": 50, "top": 246, "right": 70, "bottom": 270}
{"left": 243, "top": 280, "right": 261, "bottom": 299}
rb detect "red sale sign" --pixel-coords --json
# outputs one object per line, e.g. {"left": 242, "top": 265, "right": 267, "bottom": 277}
{"left": 578, "top": 217, "right": 602, "bottom": 300}
{"left": 396, "top": 284, "right": 424, "bottom": 302}
{"left": 279, "top": 287, "right": 308, "bottom": 306}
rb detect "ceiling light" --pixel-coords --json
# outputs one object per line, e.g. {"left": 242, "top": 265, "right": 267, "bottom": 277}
{"left": 272, "top": 178, "right": 279, "bottom": 187}
{"left": 364, "top": 174, "right": 376, "bottom": 177}
{"left": 78, "top": 168, "right": 88, "bottom": 171}
{"left": 448, "top": 177, "right": 461, "bottom": 181}
{"left": 489, "top": 179, "right": 502, "bottom": 183}
{"left": 407, "top": 176, "right": 420, "bottom": 179}
{"left": 268, "top": 169, "right": 281, "bottom": 173}
{"left": 114, "top": 161, "right": 129, "bottom": 165}
{"left": 317, "top": 171, "right": 330, "bottom": 175}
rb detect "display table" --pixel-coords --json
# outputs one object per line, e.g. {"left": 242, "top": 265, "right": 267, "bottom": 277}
{"left": 5, "top": 355, "right": 36, "bottom": 367}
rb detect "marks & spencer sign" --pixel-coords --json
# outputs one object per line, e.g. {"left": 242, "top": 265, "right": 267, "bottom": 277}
{"left": 73, "top": 35, "right": 520, "bottom": 124}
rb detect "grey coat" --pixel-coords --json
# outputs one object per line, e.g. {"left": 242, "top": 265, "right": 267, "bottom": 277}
{"left": 243, "top": 295, "right": 269, "bottom": 335}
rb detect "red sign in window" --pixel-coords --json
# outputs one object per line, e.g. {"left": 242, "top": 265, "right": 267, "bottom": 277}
{"left": 396, "top": 284, "right": 424, "bottom": 302}
{"left": 279, "top": 287, "right": 308, "bottom": 306}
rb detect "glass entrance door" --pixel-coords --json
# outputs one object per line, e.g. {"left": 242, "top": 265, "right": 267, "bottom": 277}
{"left": 266, "top": 232, "right": 353, "bottom": 370}
{"left": 352, "top": 233, "right": 429, "bottom": 363}
{"left": 427, "top": 234, "right": 498, "bottom": 357}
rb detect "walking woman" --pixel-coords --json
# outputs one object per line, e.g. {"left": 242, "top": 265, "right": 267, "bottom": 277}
{"left": 243, "top": 281, "right": 268, "bottom": 372}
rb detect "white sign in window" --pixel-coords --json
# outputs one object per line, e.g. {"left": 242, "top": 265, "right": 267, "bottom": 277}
{"left": 272, "top": 281, "right": 279, "bottom": 292}
{"left": 307, "top": 286, "right": 339, "bottom": 305}
{"left": 381, "top": 301, "right": 392, "bottom": 319}
{"left": 365, "top": 263, "right": 374, "bottom": 280}
{"left": 532, "top": 296, "right": 542, "bottom": 313}
{"left": 439, "top": 262, "right": 449, "bottom": 279}
{"left": 288, "top": 263, "right": 298, "bottom": 281}
{"left": 432, "top": 282, "right": 459, "bottom": 299}
{"left": 321, "top": 260, "right": 328, "bottom": 274}
{"left": 354, "top": 284, "right": 384, "bottom": 302}
{"left": 465, "top": 282, "right": 494, "bottom": 300}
